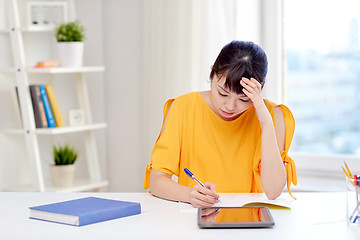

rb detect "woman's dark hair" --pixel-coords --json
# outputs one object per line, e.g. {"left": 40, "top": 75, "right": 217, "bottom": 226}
{"left": 210, "top": 41, "right": 268, "bottom": 94}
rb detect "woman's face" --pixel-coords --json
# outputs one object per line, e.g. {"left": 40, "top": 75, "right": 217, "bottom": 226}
{"left": 210, "top": 75, "right": 253, "bottom": 121}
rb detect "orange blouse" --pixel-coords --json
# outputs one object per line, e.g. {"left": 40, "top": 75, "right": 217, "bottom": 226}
{"left": 144, "top": 92, "right": 297, "bottom": 197}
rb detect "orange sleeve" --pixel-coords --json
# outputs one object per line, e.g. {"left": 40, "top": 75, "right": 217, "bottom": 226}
{"left": 143, "top": 99, "right": 179, "bottom": 189}
{"left": 251, "top": 103, "right": 297, "bottom": 197}
{"left": 278, "top": 104, "right": 297, "bottom": 199}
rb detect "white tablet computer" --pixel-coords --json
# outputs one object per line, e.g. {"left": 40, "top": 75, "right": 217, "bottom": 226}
{"left": 198, "top": 206, "right": 274, "bottom": 228}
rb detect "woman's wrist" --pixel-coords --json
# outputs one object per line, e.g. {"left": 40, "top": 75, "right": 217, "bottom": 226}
{"left": 259, "top": 115, "right": 274, "bottom": 129}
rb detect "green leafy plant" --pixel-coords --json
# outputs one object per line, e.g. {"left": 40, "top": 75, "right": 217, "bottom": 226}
{"left": 55, "top": 20, "right": 85, "bottom": 42}
{"left": 53, "top": 144, "right": 78, "bottom": 165}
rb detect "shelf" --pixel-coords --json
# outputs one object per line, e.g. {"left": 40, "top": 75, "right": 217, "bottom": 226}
{"left": 36, "top": 123, "right": 107, "bottom": 134}
{"left": 2, "top": 26, "right": 54, "bottom": 33}
{"left": 47, "top": 179, "right": 109, "bottom": 192}
{"left": 21, "top": 26, "right": 55, "bottom": 32}
{"left": 27, "top": 66, "right": 105, "bottom": 74}
{"left": 0, "top": 66, "right": 105, "bottom": 73}
{"left": 0, "top": 67, "right": 16, "bottom": 72}
{"left": 0, "top": 28, "right": 10, "bottom": 33}
{"left": 4, "top": 179, "right": 109, "bottom": 192}
{"left": 2, "top": 123, "right": 107, "bottom": 135}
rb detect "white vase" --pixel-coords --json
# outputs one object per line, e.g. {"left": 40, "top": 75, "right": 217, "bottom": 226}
{"left": 49, "top": 164, "right": 75, "bottom": 188}
{"left": 57, "top": 42, "right": 84, "bottom": 67}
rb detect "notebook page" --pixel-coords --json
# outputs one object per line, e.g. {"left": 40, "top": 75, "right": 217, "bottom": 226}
{"left": 179, "top": 193, "right": 291, "bottom": 211}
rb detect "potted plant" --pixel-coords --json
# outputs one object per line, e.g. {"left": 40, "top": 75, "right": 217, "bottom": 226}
{"left": 49, "top": 144, "right": 78, "bottom": 188}
{"left": 55, "top": 20, "right": 85, "bottom": 67}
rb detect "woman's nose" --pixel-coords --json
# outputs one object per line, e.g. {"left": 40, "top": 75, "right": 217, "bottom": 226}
{"left": 225, "top": 100, "right": 236, "bottom": 111}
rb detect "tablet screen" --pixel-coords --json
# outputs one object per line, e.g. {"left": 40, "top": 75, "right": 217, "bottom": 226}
{"left": 198, "top": 207, "right": 274, "bottom": 228}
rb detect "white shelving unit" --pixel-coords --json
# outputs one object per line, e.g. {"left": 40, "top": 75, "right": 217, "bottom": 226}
{"left": 0, "top": 29, "right": 10, "bottom": 33}
{"left": 1, "top": 0, "right": 108, "bottom": 192}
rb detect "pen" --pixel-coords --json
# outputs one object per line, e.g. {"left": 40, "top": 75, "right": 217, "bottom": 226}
{"left": 184, "top": 168, "right": 206, "bottom": 187}
{"left": 349, "top": 200, "right": 360, "bottom": 223}
{"left": 353, "top": 215, "right": 359, "bottom": 223}
{"left": 184, "top": 168, "right": 221, "bottom": 203}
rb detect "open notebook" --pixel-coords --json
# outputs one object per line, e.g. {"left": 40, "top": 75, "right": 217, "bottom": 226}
{"left": 179, "top": 193, "right": 292, "bottom": 211}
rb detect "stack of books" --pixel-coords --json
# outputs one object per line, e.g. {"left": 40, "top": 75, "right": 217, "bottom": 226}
{"left": 34, "top": 60, "right": 59, "bottom": 68}
{"left": 28, "top": 84, "right": 64, "bottom": 128}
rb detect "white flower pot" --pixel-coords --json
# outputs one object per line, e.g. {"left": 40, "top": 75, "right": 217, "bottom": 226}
{"left": 57, "top": 42, "right": 84, "bottom": 67}
{"left": 49, "top": 164, "right": 75, "bottom": 188}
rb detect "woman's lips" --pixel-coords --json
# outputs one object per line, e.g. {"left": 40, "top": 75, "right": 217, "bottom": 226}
{"left": 221, "top": 109, "right": 234, "bottom": 116}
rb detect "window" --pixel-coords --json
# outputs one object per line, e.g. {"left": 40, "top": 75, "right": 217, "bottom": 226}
{"left": 284, "top": 0, "right": 360, "bottom": 155}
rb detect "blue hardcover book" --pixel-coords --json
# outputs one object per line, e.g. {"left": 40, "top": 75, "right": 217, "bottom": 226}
{"left": 39, "top": 84, "right": 56, "bottom": 128}
{"left": 29, "top": 197, "right": 141, "bottom": 226}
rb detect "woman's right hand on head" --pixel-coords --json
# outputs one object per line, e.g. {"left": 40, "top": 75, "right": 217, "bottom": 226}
{"left": 189, "top": 182, "right": 220, "bottom": 208}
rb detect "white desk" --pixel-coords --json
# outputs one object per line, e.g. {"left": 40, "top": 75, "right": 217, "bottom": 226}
{"left": 0, "top": 192, "right": 359, "bottom": 240}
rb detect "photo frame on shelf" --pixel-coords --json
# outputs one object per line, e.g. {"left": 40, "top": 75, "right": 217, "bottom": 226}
{"left": 68, "top": 109, "right": 85, "bottom": 126}
{"left": 26, "top": 1, "right": 68, "bottom": 28}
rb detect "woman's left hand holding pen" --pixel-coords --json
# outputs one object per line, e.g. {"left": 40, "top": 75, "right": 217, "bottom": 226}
{"left": 189, "top": 182, "right": 220, "bottom": 208}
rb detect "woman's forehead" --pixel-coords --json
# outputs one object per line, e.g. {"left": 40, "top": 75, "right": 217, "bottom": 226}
{"left": 215, "top": 77, "right": 247, "bottom": 96}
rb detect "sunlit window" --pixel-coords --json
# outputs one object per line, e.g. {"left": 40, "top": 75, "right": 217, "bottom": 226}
{"left": 284, "top": 0, "right": 360, "bottom": 155}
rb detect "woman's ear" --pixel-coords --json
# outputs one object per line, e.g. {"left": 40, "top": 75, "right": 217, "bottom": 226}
{"left": 210, "top": 65, "right": 213, "bottom": 70}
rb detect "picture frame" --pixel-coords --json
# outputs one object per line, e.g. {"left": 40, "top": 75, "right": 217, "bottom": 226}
{"left": 68, "top": 109, "right": 85, "bottom": 126}
{"left": 26, "top": 1, "right": 68, "bottom": 27}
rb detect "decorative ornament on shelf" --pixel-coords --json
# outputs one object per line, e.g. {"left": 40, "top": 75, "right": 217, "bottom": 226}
{"left": 68, "top": 109, "right": 85, "bottom": 126}
{"left": 55, "top": 20, "right": 85, "bottom": 68}
{"left": 49, "top": 144, "right": 78, "bottom": 188}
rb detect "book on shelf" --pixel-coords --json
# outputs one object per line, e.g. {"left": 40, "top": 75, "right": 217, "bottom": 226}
{"left": 38, "top": 84, "right": 56, "bottom": 128}
{"left": 34, "top": 59, "right": 59, "bottom": 68}
{"left": 45, "top": 84, "right": 64, "bottom": 127}
{"left": 29, "top": 85, "right": 48, "bottom": 128}
{"left": 14, "top": 87, "right": 23, "bottom": 125}
{"left": 29, "top": 197, "right": 142, "bottom": 226}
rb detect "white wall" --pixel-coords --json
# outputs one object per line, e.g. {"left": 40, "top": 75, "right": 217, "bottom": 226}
{"left": 74, "top": 0, "right": 107, "bottom": 186}
{"left": 103, "top": 0, "right": 145, "bottom": 192}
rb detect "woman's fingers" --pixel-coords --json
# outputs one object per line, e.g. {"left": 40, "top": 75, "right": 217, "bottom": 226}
{"left": 189, "top": 183, "right": 220, "bottom": 208}
{"left": 194, "top": 185, "right": 219, "bottom": 203}
{"left": 203, "top": 182, "right": 219, "bottom": 197}
{"left": 240, "top": 77, "right": 261, "bottom": 96}
{"left": 190, "top": 194, "right": 216, "bottom": 207}
{"left": 240, "top": 77, "right": 272, "bottom": 124}
{"left": 241, "top": 77, "right": 264, "bottom": 107}
{"left": 251, "top": 77, "right": 262, "bottom": 91}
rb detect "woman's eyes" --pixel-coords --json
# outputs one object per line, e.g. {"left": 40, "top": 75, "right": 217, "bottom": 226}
{"left": 218, "top": 91, "right": 249, "bottom": 102}
{"left": 218, "top": 91, "right": 227, "bottom": 97}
